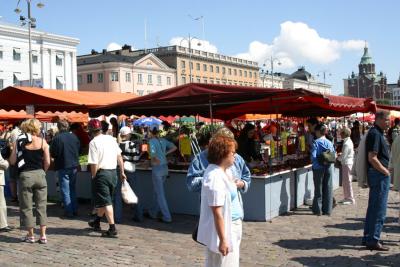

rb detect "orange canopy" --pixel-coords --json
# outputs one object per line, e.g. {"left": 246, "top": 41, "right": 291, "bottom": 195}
{"left": 35, "top": 111, "right": 88, "bottom": 123}
{"left": 0, "top": 86, "right": 137, "bottom": 113}
{"left": 233, "top": 114, "right": 282, "bottom": 121}
{"left": 0, "top": 110, "right": 88, "bottom": 123}
{"left": 0, "top": 109, "right": 33, "bottom": 121}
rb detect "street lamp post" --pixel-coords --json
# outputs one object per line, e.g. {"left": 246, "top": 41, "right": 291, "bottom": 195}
{"left": 263, "top": 56, "right": 281, "bottom": 88}
{"left": 179, "top": 34, "right": 201, "bottom": 83}
{"left": 317, "top": 70, "right": 331, "bottom": 84}
{"left": 14, "top": 0, "right": 44, "bottom": 87}
{"left": 371, "top": 77, "right": 376, "bottom": 101}
{"left": 189, "top": 15, "right": 205, "bottom": 41}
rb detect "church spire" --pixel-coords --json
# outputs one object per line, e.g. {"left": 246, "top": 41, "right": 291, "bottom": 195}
{"left": 360, "top": 42, "right": 373, "bottom": 65}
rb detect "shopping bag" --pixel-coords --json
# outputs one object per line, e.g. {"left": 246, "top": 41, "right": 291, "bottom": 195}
{"left": 121, "top": 180, "right": 138, "bottom": 204}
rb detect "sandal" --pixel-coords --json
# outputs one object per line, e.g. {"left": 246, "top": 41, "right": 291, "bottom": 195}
{"left": 21, "top": 235, "right": 35, "bottom": 243}
{"left": 38, "top": 236, "right": 47, "bottom": 244}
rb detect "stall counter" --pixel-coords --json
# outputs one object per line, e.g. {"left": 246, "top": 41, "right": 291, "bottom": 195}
{"left": 45, "top": 165, "right": 340, "bottom": 222}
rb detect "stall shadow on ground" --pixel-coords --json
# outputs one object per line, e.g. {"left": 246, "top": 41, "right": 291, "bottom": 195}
{"left": 5, "top": 201, "right": 197, "bottom": 236}
{"left": 273, "top": 235, "right": 365, "bottom": 251}
{"left": 291, "top": 254, "right": 400, "bottom": 267}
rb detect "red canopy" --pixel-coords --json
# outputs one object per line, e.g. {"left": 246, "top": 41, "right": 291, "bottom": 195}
{"left": 376, "top": 104, "right": 400, "bottom": 112}
{"left": 0, "top": 86, "right": 136, "bottom": 113}
{"left": 90, "top": 83, "right": 288, "bottom": 117}
{"left": 216, "top": 89, "right": 376, "bottom": 118}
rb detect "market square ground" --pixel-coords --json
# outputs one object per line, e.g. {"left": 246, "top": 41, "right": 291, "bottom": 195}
{"left": 0, "top": 183, "right": 399, "bottom": 267}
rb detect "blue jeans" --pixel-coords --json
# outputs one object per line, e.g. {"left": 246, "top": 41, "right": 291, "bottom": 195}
{"left": 363, "top": 168, "right": 390, "bottom": 245}
{"left": 58, "top": 168, "right": 78, "bottom": 216}
{"left": 149, "top": 164, "right": 171, "bottom": 222}
{"left": 312, "top": 165, "right": 333, "bottom": 215}
{"left": 114, "top": 171, "right": 143, "bottom": 223}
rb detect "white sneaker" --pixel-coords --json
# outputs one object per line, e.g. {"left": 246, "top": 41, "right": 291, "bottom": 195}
{"left": 342, "top": 200, "right": 354, "bottom": 205}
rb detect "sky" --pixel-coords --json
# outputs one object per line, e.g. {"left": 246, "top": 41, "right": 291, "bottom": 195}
{"left": 0, "top": 0, "right": 399, "bottom": 95}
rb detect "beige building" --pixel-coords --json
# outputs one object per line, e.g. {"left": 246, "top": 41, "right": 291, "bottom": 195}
{"left": 77, "top": 49, "right": 176, "bottom": 96}
{"left": 108, "top": 45, "right": 260, "bottom": 87}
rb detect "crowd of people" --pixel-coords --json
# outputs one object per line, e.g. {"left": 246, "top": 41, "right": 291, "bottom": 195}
{"left": 0, "top": 110, "right": 399, "bottom": 265}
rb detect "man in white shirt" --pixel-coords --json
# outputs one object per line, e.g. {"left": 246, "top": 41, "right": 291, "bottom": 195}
{"left": 87, "top": 119, "right": 126, "bottom": 238}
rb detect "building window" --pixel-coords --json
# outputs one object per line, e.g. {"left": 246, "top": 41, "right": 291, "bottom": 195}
{"left": 97, "top": 73, "right": 104, "bottom": 83}
{"left": 0, "top": 79, "right": 3, "bottom": 89}
{"left": 137, "top": 74, "right": 143, "bottom": 84}
{"left": 13, "top": 48, "right": 21, "bottom": 61}
{"left": 222, "top": 67, "right": 226, "bottom": 74}
{"left": 126, "top": 72, "right": 131, "bottom": 82}
{"left": 148, "top": 74, "right": 153, "bottom": 85}
{"left": 196, "top": 63, "right": 200, "bottom": 71}
{"left": 56, "top": 77, "right": 65, "bottom": 90}
{"left": 197, "top": 78, "right": 201, "bottom": 83}
{"left": 87, "top": 74, "right": 93, "bottom": 83}
{"left": 244, "top": 71, "right": 247, "bottom": 77}
{"left": 210, "top": 79, "right": 214, "bottom": 84}
{"left": 147, "top": 90, "right": 153, "bottom": 95}
{"left": 228, "top": 68, "right": 232, "bottom": 75}
{"left": 13, "top": 73, "right": 21, "bottom": 85}
{"left": 181, "top": 60, "right": 186, "bottom": 69}
{"left": 157, "top": 75, "right": 162, "bottom": 85}
{"left": 203, "top": 64, "right": 207, "bottom": 71}
{"left": 32, "top": 54, "right": 38, "bottom": 63}
{"left": 210, "top": 65, "right": 214, "bottom": 72}
{"left": 216, "top": 66, "right": 220, "bottom": 73}
{"left": 239, "top": 70, "right": 242, "bottom": 77}
{"left": 254, "top": 72, "right": 257, "bottom": 79}
{"left": 111, "top": 72, "right": 119, "bottom": 82}
{"left": 249, "top": 72, "right": 252, "bottom": 78}
{"left": 204, "top": 78, "right": 207, "bottom": 84}
{"left": 167, "top": 76, "right": 171, "bottom": 85}
{"left": 234, "top": 69, "right": 237, "bottom": 76}
{"left": 56, "top": 54, "right": 63, "bottom": 66}
{"left": 138, "top": 90, "right": 144, "bottom": 96}
{"left": 78, "top": 75, "right": 82, "bottom": 85}
{"left": 181, "top": 76, "right": 186, "bottom": 84}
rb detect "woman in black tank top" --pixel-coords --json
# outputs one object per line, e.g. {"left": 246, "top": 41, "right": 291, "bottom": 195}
{"left": 10, "top": 119, "right": 50, "bottom": 244}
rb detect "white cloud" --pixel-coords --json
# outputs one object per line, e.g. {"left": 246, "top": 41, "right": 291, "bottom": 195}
{"left": 106, "top": 42, "right": 122, "bottom": 51}
{"left": 236, "top": 21, "right": 365, "bottom": 69}
{"left": 169, "top": 37, "right": 218, "bottom": 53}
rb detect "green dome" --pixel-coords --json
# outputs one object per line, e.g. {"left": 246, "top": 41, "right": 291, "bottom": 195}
{"left": 360, "top": 46, "right": 373, "bottom": 65}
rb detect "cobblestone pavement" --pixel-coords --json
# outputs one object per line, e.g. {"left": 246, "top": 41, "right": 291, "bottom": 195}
{"left": 0, "top": 183, "right": 399, "bottom": 267}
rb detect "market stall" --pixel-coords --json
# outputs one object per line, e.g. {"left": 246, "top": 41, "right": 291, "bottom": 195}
{"left": 84, "top": 84, "right": 383, "bottom": 221}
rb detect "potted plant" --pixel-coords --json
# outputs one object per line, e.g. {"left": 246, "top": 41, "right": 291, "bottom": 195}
{"left": 79, "top": 154, "right": 88, "bottom": 172}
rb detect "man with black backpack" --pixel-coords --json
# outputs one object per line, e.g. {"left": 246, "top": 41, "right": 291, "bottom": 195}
{"left": 310, "top": 123, "right": 335, "bottom": 216}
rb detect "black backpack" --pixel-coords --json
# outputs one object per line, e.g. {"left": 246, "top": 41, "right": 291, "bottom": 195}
{"left": 0, "top": 139, "right": 11, "bottom": 159}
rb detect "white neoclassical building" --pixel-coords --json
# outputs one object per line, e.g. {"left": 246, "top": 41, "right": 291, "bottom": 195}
{"left": 0, "top": 21, "right": 79, "bottom": 90}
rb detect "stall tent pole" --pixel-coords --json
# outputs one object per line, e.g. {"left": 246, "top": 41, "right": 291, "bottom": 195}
{"left": 362, "top": 113, "right": 365, "bottom": 135}
{"left": 209, "top": 98, "right": 214, "bottom": 132}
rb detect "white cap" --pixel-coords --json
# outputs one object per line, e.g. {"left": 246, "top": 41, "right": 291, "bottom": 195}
{"left": 119, "top": 126, "right": 132, "bottom": 136}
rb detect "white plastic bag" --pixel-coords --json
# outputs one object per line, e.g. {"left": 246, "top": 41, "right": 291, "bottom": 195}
{"left": 121, "top": 180, "right": 138, "bottom": 204}
{"left": 123, "top": 161, "right": 136, "bottom": 173}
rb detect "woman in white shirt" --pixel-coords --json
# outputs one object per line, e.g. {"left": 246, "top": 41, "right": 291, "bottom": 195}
{"left": 197, "top": 135, "right": 243, "bottom": 267}
{"left": 338, "top": 127, "right": 355, "bottom": 204}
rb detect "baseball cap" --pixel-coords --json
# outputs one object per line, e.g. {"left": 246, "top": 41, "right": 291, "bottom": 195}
{"left": 88, "top": 119, "right": 102, "bottom": 131}
{"left": 119, "top": 126, "right": 132, "bottom": 136}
